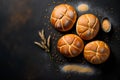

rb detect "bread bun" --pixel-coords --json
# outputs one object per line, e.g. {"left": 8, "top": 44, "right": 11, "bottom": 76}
{"left": 76, "top": 14, "right": 100, "bottom": 40}
{"left": 84, "top": 40, "right": 110, "bottom": 64}
{"left": 50, "top": 4, "right": 77, "bottom": 32}
{"left": 57, "top": 34, "right": 84, "bottom": 57}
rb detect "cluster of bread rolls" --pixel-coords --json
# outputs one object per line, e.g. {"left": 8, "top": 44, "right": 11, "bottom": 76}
{"left": 50, "top": 4, "right": 110, "bottom": 64}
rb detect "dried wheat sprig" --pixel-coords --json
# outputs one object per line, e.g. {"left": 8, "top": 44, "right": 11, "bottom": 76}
{"left": 34, "top": 29, "right": 51, "bottom": 53}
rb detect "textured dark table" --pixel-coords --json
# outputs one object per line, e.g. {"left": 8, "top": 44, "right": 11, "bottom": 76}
{"left": 0, "top": 0, "right": 120, "bottom": 80}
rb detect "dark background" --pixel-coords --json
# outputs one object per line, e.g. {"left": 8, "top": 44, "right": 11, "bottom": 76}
{"left": 0, "top": 0, "right": 120, "bottom": 80}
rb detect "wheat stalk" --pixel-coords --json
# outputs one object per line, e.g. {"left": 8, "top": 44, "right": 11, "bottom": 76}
{"left": 34, "top": 29, "right": 51, "bottom": 52}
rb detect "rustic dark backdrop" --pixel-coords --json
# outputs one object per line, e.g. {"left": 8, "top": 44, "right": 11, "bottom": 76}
{"left": 0, "top": 0, "right": 120, "bottom": 80}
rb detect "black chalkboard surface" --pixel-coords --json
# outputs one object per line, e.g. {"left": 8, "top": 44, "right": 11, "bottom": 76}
{"left": 0, "top": 0, "right": 120, "bottom": 80}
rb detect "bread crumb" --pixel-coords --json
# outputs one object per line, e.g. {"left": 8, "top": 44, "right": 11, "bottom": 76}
{"left": 62, "top": 64, "right": 94, "bottom": 74}
{"left": 102, "top": 18, "right": 111, "bottom": 32}
{"left": 77, "top": 4, "right": 89, "bottom": 12}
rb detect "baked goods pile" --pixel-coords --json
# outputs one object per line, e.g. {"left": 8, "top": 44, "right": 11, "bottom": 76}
{"left": 50, "top": 4, "right": 111, "bottom": 64}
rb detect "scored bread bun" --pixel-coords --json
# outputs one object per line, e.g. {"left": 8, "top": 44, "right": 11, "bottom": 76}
{"left": 76, "top": 14, "right": 100, "bottom": 40}
{"left": 50, "top": 4, "right": 77, "bottom": 32}
{"left": 57, "top": 34, "right": 84, "bottom": 57}
{"left": 84, "top": 40, "right": 110, "bottom": 64}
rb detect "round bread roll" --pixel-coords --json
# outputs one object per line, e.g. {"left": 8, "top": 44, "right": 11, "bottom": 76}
{"left": 76, "top": 14, "right": 100, "bottom": 40}
{"left": 57, "top": 34, "right": 84, "bottom": 57}
{"left": 84, "top": 40, "right": 110, "bottom": 64}
{"left": 50, "top": 4, "right": 77, "bottom": 32}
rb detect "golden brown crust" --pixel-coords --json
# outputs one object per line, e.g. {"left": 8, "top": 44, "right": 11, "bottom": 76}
{"left": 76, "top": 14, "right": 100, "bottom": 40}
{"left": 57, "top": 34, "right": 84, "bottom": 57}
{"left": 50, "top": 4, "right": 77, "bottom": 32}
{"left": 84, "top": 40, "right": 110, "bottom": 64}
